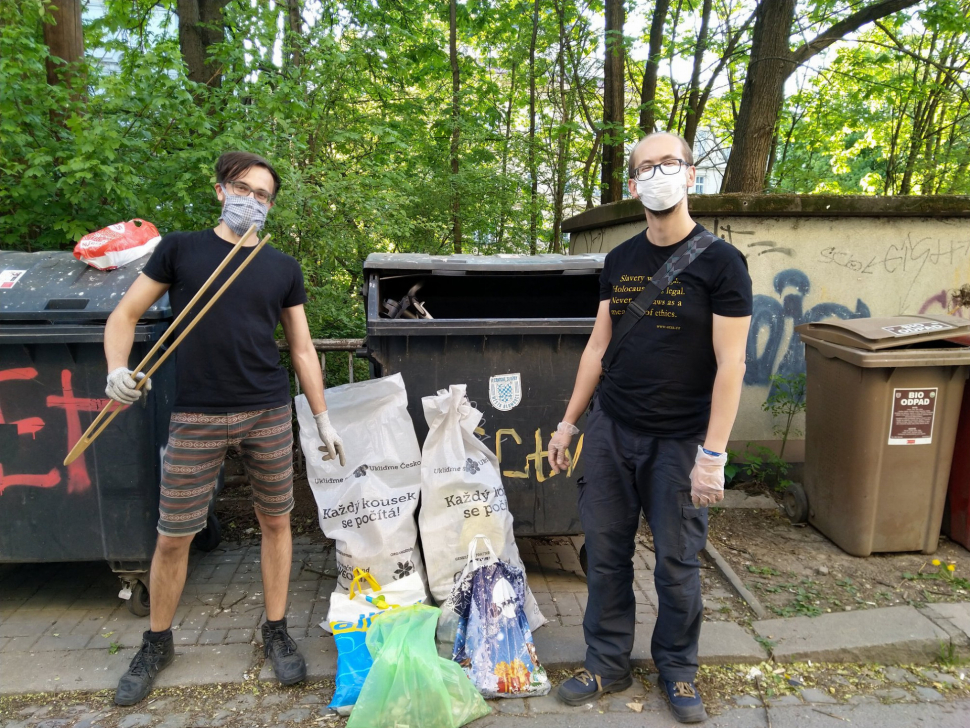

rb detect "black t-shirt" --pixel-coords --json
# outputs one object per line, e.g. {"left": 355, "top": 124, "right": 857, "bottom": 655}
{"left": 142, "top": 228, "right": 307, "bottom": 412}
{"left": 597, "top": 224, "right": 752, "bottom": 438}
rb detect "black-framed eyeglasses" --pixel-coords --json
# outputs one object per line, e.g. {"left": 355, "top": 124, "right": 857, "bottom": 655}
{"left": 633, "top": 159, "right": 689, "bottom": 181}
{"left": 225, "top": 180, "right": 275, "bottom": 205}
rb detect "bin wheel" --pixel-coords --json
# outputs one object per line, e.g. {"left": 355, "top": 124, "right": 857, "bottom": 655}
{"left": 127, "top": 580, "right": 150, "bottom": 617}
{"left": 579, "top": 543, "right": 588, "bottom": 576}
{"left": 193, "top": 513, "right": 222, "bottom": 553}
{"left": 783, "top": 483, "right": 809, "bottom": 524}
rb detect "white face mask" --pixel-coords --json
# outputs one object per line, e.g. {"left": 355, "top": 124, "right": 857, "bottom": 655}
{"left": 635, "top": 168, "right": 688, "bottom": 213}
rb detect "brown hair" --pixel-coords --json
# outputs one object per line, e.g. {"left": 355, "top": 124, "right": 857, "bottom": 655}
{"left": 215, "top": 152, "right": 282, "bottom": 196}
{"left": 628, "top": 133, "right": 694, "bottom": 178}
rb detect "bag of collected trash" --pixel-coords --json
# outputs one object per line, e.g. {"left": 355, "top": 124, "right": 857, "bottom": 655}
{"left": 327, "top": 568, "right": 428, "bottom": 715}
{"left": 346, "top": 604, "right": 490, "bottom": 728}
{"left": 451, "top": 535, "right": 551, "bottom": 698}
{"left": 73, "top": 219, "right": 161, "bottom": 270}
{"left": 420, "top": 384, "right": 546, "bottom": 641}
{"left": 296, "top": 373, "right": 426, "bottom": 600}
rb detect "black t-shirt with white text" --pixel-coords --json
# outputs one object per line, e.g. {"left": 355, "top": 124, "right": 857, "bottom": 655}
{"left": 597, "top": 224, "right": 752, "bottom": 438}
{"left": 142, "top": 228, "right": 307, "bottom": 412}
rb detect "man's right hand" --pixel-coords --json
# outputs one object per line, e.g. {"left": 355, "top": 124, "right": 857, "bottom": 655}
{"left": 106, "top": 367, "right": 151, "bottom": 405}
{"left": 547, "top": 421, "right": 580, "bottom": 474}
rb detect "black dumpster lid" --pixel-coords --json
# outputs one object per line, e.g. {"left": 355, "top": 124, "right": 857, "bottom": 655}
{"left": 0, "top": 250, "right": 170, "bottom": 322}
{"left": 364, "top": 252, "right": 605, "bottom": 273}
{"left": 795, "top": 314, "right": 970, "bottom": 351}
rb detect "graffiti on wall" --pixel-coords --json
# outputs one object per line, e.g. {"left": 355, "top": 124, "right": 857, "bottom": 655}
{"left": 745, "top": 269, "right": 871, "bottom": 387}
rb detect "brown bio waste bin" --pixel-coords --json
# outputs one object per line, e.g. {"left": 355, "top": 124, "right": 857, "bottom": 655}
{"left": 790, "top": 314, "right": 970, "bottom": 557}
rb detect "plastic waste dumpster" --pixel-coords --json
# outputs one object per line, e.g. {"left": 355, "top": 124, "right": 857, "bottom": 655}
{"left": 789, "top": 314, "right": 970, "bottom": 556}
{"left": 362, "top": 253, "right": 605, "bottom": 540}
{"left": 0, "top": 250, "right": 218, "bottom": 615}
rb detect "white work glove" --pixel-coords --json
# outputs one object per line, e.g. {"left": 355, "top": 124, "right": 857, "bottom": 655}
{"left": 547, "top": 421, "right": 580, "bottom": 474}
{"left": 314, "top": 410, "right": 346, "bottom": 467}
{"left": 690, "top": 445, "right": 727, "bottom": 507}
{"left": 105, "top": 367, "right": 151, "bottom": 405}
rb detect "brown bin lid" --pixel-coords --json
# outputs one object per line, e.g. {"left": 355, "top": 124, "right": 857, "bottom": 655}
{"left": 795, "top": 314, "right": 970, "bottom": 351}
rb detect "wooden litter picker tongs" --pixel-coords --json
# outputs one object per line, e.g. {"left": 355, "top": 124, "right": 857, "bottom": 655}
{"left": 63, "top": 224, "right": 270, "bottom": 466}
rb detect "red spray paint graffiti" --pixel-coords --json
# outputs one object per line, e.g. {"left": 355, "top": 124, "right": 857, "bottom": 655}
{"left": 0, "top": 367, "right": 120, "bottom": 496}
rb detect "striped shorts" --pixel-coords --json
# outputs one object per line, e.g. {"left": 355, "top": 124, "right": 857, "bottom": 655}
{"left": 158, "top": 405, "right": 294, "bottom": 537}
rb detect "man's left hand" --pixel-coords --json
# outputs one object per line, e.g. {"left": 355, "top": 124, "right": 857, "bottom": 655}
{"left": 690, "top": 446, "right": 727, "bottom": 507}
{"left": 314, "top": 410, "right": 346, "bottom": 467}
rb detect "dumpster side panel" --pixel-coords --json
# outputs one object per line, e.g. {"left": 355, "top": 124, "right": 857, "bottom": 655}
{"left": 0, "top": 340, "right": 172, "bottom": 563}
{"left": 370, "top": 333, "right": 587, "bottom": 537}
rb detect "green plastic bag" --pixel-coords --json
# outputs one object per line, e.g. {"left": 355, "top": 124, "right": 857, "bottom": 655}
{"left": 346, "top": 603, "right": 491, "bottom": 728}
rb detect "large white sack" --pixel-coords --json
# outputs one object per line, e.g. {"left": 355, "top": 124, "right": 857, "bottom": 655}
{"left": 296, "top": 373, "right": 425, "bottom": 599}
{"left": 419, "top": 384, "right": 546, "bottom": 636}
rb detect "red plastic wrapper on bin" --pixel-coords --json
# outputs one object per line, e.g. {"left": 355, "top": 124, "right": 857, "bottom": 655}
{"left": 73, "top": 219, "right": 161, "bottom": 270}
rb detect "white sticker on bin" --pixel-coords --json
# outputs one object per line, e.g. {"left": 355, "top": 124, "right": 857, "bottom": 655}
{"left": 882, "top": 321, "right": 956, "bottom": 337}
{"left": 888, "top": 388, "right": 937, "bottom": 446}
{"left": 0, "top": 270, "right": 26, "bottom": 289}
{"left": 489, "top": 373, "right": 522, "bottom": 411}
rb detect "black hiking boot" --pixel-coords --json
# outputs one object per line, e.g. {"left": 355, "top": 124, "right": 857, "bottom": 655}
{"left": 114, "top": 631, "right": 175, "bottom": 706}
{"left": 262, "top": 619, "right": 307, "bottom": 685}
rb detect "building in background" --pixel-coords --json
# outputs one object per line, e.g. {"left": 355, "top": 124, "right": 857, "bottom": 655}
{"left": 692, "top": 129, "right": 730, "bottom": 195}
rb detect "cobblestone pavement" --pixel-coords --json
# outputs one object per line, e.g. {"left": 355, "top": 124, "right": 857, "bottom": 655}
{"left": 0, "top": 536, "right": 650, "bottom": 663}
{"left": 2, "top": 669, "right": 970, "bottom": 728}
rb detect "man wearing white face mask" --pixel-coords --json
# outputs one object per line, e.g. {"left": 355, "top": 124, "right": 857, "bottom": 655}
{"left": 103, "top": 151, "right": 345, "bottom": 705}
{"left": 548, "top": 133, "right": 751, "bottom": 723}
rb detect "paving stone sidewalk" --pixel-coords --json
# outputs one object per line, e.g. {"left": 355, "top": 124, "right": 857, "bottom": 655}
{"left": 3, "top": 535, "right": 970, "bottom": 697}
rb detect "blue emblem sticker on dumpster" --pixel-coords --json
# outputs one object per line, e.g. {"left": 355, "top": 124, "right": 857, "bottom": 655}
{"left": 489, "top": 373, "right": 522, "bottom": 411}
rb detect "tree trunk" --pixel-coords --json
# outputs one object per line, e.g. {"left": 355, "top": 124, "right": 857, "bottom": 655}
{"left": 495, "top": 60, "right": 517, "bottom": 250}
{"left": 723, "top": 0, "right": 921, "bottom": 193}
{"left": 601, "top": 0, "right": 624, "bottom": 204}
{"left": 529, "top": 0, "right": 540, "bottom": 255}
{"left": 285, "top": 0, "right": 304, "bottom": 69}
{"left": 449, "top": 0, "right": 462, "bottom": 254}
{"left": 42, "top": 0, "right": 84, "bottom": 95}
{"left": 176, "top": 0, "right": 226, "bottom": 87}
{"left": 720, "top": 0, "right": 795, "bottom": 193}
{"left": 638, "top": 0, "right": 669, "bottom": 136}
{"left": 682, "top": 0, "right": 712, "bottom": 146}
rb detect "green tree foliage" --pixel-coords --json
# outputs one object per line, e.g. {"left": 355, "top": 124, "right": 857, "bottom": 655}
{"left": 2, "top": 1, "right": 968, "bottom": 337}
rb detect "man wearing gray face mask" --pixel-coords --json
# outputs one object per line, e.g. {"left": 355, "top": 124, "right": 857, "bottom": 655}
{"left": 103, "top": 151, "right": 345, "bottom": 705}
{"left": 548, "top": 133, "right": 752, "bottom": 723}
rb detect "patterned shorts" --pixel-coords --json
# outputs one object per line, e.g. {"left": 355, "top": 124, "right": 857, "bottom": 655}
{"left": 158, "top": 405, "right": 294, "bottom": 537}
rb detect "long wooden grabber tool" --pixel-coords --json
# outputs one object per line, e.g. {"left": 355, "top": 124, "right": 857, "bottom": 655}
{"left": 64, "top": 224, "right": 271, "bottom": 466}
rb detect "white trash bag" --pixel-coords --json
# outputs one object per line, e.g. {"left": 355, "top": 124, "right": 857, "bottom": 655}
{"left": 296, "top": 373, "right": 426, "bottom": 608}
{"left": 419, "top": 384, "right": 546, "bottom": 641}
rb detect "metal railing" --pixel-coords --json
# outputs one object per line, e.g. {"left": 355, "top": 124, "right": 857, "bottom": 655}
{"left": 276, "top": 338, "right": 366, "bottom": 475}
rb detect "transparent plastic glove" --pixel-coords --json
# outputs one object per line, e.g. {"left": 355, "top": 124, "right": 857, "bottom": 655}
{"left": 105, "top": 367, "right": 151, "bottom": 405}
{"left": 314, "top": 410, "right": 346, "bottom": 467}
{"left": 547, "top": 421, "right": 580, "bottom": 474}
{"left": 690, "top": 445, "right": 727, "bottom": 507}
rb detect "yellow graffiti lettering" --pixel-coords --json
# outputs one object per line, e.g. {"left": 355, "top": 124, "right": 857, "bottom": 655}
{"left": 567, "top": 433, "right": 584, "bottom": 477}
{"left": 525, "top": 428, "right": 550, "bottom": 483}
{"left": 496, "top": 428, "right": 528, "bottom": 479}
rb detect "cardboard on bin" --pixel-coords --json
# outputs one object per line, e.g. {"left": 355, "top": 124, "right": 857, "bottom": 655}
{"left": 797, "top": 315, "right": 970, "bottom": 369}
{"left": 796, "top": 314, "right": 969, "bottom": 350}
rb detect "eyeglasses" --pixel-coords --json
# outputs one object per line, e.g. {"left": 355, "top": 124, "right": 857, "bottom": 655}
{"left": 633, "top": 159, "right": 689, "bottom": 181}
{"left": 225, "top": 180, "right": 275, "bottom": 205}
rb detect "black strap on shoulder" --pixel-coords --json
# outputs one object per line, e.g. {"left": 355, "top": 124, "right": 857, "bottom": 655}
{"left": 601, "top": 229, "right": 717, "bottom": 374}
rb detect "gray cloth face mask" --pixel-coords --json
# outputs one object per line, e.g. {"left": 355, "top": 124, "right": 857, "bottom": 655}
{"left": 219, "top": 192, "right": 269, "bottom": 235}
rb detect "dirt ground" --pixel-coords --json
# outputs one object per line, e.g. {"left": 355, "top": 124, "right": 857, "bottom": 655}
{"left": 707, "top": 502, "right": 970, "bottom": 619}
{"left": 215, "top": 453, "right": 329, "bottom": 544}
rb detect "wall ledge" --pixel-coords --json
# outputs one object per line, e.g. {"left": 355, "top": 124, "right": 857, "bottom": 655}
{"left": 562, "top": 194, "right": 970, "bottom": 234}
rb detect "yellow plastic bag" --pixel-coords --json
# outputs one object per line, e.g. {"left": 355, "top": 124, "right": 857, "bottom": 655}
{"left": 346, "top": 604, "right": 490, "bottom": 728}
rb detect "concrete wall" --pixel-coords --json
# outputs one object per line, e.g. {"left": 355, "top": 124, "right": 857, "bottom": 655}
{"left": 564, "top": 194, "right": 970, "bottom": 459}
